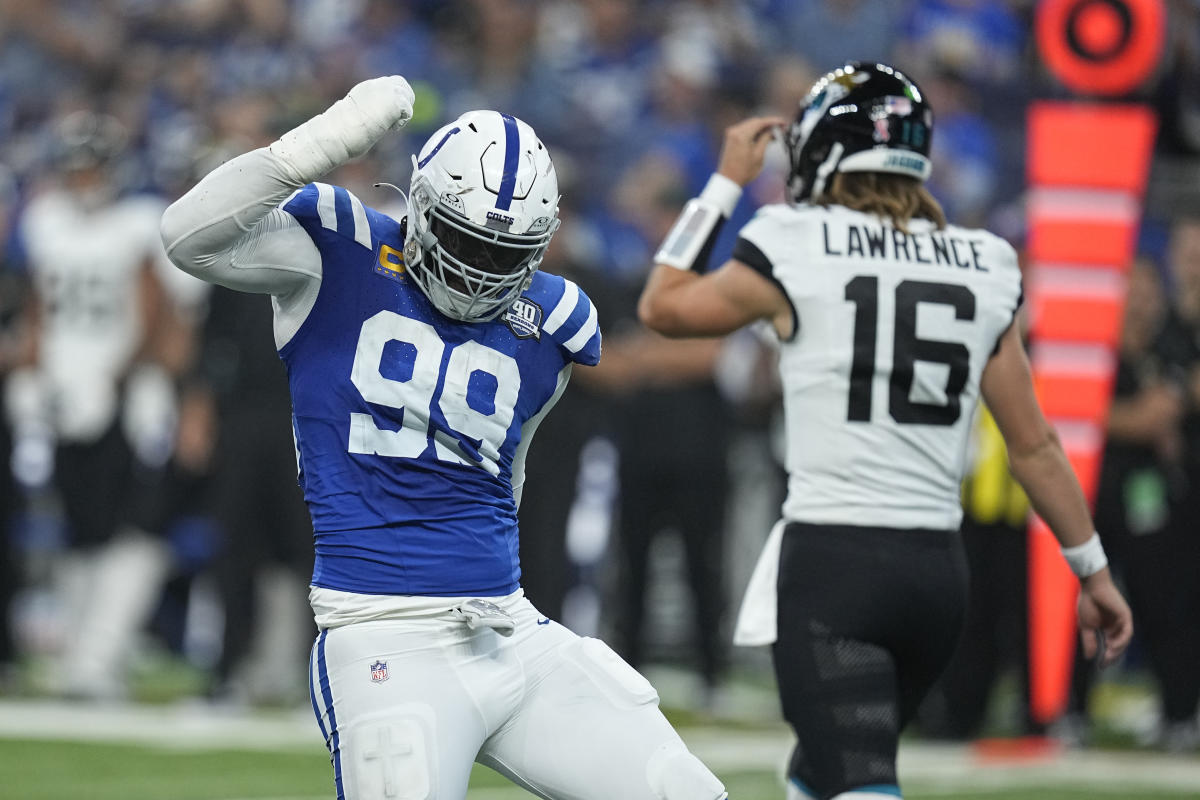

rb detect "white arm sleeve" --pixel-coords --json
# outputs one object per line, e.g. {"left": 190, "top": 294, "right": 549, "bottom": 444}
{"left": 160, "top": 147, "right": 322, "bottom": 347}
{"left": 160, "top": 146, "right": 321, "bottom": 293}
{"left": 161, "top": 76, "right": 415, "bottom": 347}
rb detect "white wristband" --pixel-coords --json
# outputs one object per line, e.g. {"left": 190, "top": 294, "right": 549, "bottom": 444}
{"left": 699, "top": 172, "right": 743, "bottom": 216}
{"left": 1061, "top": 532, "right": 1108, "bottom": 578}
{"left": 654, "top": 173, "right": 743, "bottom": 272}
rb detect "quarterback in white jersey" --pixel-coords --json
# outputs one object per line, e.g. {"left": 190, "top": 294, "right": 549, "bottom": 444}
{"left": 639, "top": 63, "right": 1133, "bottom": 800}
{"left": 161, "top": 76, "right": 726, "bottom": 800}
{"left": 748, "top": 201, "right": 1022, "bottom": 531}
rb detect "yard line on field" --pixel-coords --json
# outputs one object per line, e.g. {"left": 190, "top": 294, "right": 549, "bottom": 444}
{"left": 2, "top": 699, "right": 1197, "bottom": 795}
{"left": 684, "top": 731, "right": 1200, "bottom": 794}
{"left": 680, "top": 726, "right": 792, "bottom": 770}
{"left": 899, "top": 742, "right": 1200, "bottom": 793}
{"left": 0, "top": 698, "right": 324, "bottom": 751}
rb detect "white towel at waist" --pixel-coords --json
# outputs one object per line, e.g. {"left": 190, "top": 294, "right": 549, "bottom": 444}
{"left": 733, "top": 519, "right": 786, "bottom": 647}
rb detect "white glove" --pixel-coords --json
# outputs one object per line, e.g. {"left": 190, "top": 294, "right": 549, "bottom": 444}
{"left": 451, "top": 599, "right": 516, "bottom": 637}
{"left": 270, "top": 75, "right": 415, "bottom": 182}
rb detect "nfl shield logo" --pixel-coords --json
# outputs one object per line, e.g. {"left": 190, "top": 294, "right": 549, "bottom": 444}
{"left": 370, "top": 660, "right": 389, "bottom": 683}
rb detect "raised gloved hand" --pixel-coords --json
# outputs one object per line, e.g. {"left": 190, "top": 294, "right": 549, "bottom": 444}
{"left": 270, "top": 75, "right": 415, "bottom": 182}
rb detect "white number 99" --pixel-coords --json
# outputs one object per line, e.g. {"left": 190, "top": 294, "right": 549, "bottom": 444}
{"left": 348, "top": 311, "right": 520, "bottom": 477}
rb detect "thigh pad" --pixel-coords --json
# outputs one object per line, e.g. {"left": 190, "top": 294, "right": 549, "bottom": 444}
{"left": 345, "top": 706, "right": 436, "bottom": 800}
{"left": 564, "top": 637, "right": 659, "bottom": 710}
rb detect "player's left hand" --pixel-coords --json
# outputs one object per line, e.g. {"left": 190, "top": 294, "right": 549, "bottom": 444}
{"left": 1077, "top": 567, "right": 1133, "bottom": 668}
{"left": 716, "top": 116, "right": 787, "bottom": 187}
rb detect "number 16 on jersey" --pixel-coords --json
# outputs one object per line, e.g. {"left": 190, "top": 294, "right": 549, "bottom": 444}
{"left": 844, "top": 277, "right": 976, "bottom": 426}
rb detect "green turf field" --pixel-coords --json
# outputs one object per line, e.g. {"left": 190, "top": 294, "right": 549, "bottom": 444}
{"left": 1, "top": 684, "right": 1196, "bottom": 800}
{"left": 6, "top": 650, "right": 1195, "bottom": 798}
{"left": 3, "top": 738, "right": 1198, "bottom": 800}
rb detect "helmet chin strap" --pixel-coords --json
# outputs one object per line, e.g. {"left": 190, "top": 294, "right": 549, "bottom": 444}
{"left": 809, "top": 142, "right": 844, "bottom": 203}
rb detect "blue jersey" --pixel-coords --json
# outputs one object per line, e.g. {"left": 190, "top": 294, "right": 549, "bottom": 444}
{"left": 279, "top": 183, "right": 601, "bottom": 597}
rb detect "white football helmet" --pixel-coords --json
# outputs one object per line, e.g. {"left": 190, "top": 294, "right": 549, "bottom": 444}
{"left": 404, "top": 110, "right": 560, "bottom": 322}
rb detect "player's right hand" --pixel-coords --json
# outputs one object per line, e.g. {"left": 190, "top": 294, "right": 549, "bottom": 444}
{"left": 271, "top": 74, "right": 416, "bottom": 181}
{"left": 1077, "top": 568, "right": 1133, "bottom": 668}
{"left": 716, "top": 116, "right": 787, "bottom": 187}
{"left": 345, "top": 75, "right": 416, "bottom": 138}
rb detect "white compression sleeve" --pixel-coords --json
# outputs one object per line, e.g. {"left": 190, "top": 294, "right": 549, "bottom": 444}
{"left": 161, "top": 147, "right": 321, "bottom": 295}
{"left": 162, "top": 75, "right": 415, "bottom": 293}
{"left": 162, "top": 76, "right": 415, "bottom": 344}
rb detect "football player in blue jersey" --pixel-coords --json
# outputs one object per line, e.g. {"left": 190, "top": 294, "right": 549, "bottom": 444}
{"left": 161, "top": 76, "right": 727, "bottom": 800}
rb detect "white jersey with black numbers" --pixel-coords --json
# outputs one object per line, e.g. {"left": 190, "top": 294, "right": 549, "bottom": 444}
{"left": 734, "top": 203, "right": 1023, "bottom": 530}
{"left": 21, "top": 190, "right": 176, "bottom": 443}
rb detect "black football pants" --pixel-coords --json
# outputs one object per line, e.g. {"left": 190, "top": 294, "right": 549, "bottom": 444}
{"left": 772, "top": 522, "right": 968, "bottom": 799}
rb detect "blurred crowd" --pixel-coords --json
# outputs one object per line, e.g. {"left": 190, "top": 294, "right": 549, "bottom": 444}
{"left": 1, "top": 0, "right": 1200, "bottom": 751}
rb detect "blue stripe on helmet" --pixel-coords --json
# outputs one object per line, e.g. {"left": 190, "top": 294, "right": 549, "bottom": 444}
{"left": 496, "top": 113, "right": 520, "bottom": 210}
{"left": 417, "top": 126, "right": 461, "bottom": 169}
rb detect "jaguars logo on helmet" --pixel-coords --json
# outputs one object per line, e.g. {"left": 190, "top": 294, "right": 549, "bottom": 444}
{"left": 786, "top": 62, "right": 933, "bottom": 204}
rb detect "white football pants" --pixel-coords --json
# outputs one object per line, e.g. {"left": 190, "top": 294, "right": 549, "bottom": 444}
{"left": 308, "top": 596, "right": 726, "bottom": 800}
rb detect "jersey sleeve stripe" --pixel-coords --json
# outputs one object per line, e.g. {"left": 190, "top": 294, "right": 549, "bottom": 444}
{"left": 562, "top": 299, "right": 599, "bottom": 354}
{"left": 315, "top": 182, "right": 337, "bottom": 233}
{"left": 281, "top": 187, "right": 304, "bottom": 209}
{"left": 991, "top": 283, "right": 1025, "bottom": 355}
{"left": 732, "top": 235, "right": 774, "bottom": 277}
{"left": 347, "top": 192, "right": 372, "bottom": 250}
{"left": 543, "top": 279, "right": 579, "bottom": 335}
{"left": 732, "top": 236, "right": 800, "bottom": 342}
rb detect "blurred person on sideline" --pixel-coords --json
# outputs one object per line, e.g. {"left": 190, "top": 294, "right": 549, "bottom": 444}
{"left": 193, "top": 283, "right": 316, "bottom": 706}
{"left": 514, "top": 185, "right": 623, "bottom": 625}
{"left": 12, "top": 110, "right": 204, "bottom": 700}
{"left": 1088, "top": 256, "right": 1197, "bottom": 751}
{"left": 161, "top": 76, "right": 728, "bottom": 798}
{"left": 1136, "top": 226, "right": 1200, "bottom": 749}
{"left": 918, "top": 404, "right": 1033, "bottom": 741}
{"left": 599, "top": 151, "right": 733, "bottom": 707}
{"left": 638, "top": 63, "right": 1133, "bottom": 800}
{"left": 0, "top": 168, "right": 29, "bottom": 687}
